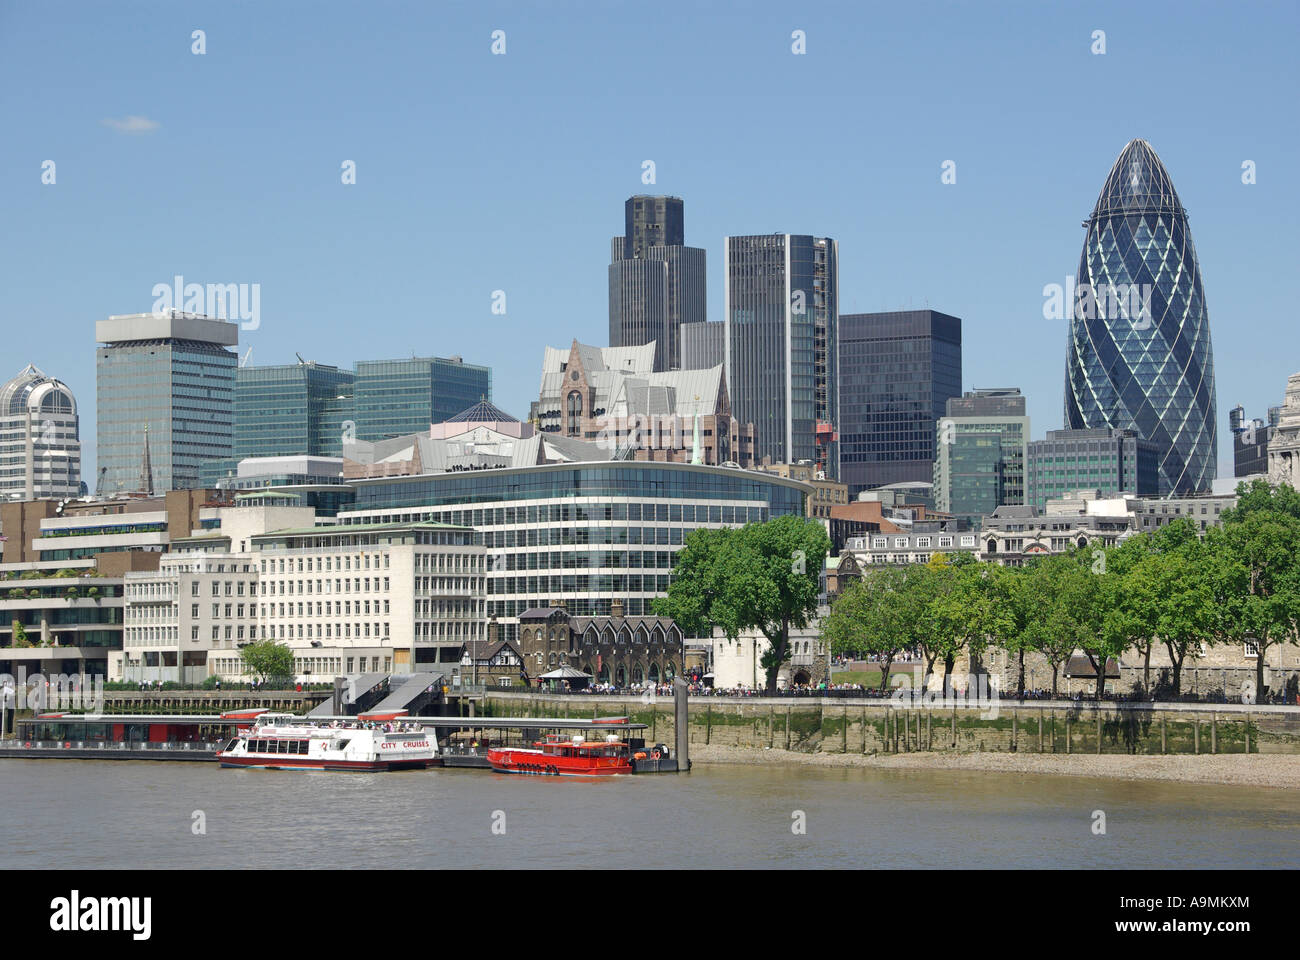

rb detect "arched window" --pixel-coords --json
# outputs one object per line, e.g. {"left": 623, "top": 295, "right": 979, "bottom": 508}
{"left": 566, "top": 391, "right": 583, "bottom": 434}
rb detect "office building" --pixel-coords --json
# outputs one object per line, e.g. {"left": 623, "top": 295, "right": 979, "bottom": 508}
{"left": 352, "top": 355, "right": 492, "bottom": 443}
{"left": 609, "top": 196, "right": 706, "bottom": 372}
{"left": 725, "top": 234, "right": 838, "bottom": 474}
{"left": 0, "top": 364, "right": 82, "bottom": 501}
{"left": 1228, "top": 404, "right": 1276, "bottom": 478}
{"left": 1027, "top": 427, "right": 1160, "bottom": 510}
{"left": 235, "top": 360, "right": 355, "bottom": 461}
{"left": 1064, "top": 139, "right": 1218, "bottom": 495}
{"left": 682, "top": 320, "right": 725, "bottom": 371}
{"left": 96, "top": 312, "right": 238, "bottom": 494}
{"left": 838, "top": 311, "right": 962, "bottom": 497}
{"left": 933, "top": 388, "right": 1029, "bottom": 524}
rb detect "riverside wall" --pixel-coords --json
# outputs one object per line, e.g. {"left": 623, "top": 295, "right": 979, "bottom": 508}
{"left": 479, "top": 692, "right": 1300, "bottom": 755}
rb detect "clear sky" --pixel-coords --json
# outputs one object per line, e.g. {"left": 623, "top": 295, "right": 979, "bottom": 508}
{"left": 2, "top": 0, "right": 1297, "bottom": 480}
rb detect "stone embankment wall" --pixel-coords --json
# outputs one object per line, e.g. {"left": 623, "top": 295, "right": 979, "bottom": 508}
{"left": 481, "top": 693, "right": 1300, "bottom": 755}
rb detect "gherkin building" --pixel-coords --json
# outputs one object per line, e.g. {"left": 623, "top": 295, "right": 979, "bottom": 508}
{"left": 1064, "top": 139, "right": 1217, "bottom": 495}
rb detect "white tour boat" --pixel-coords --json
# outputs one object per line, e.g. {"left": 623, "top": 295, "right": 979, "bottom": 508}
{"left": 217, "top": 712, "right": 439, "bottom": 771}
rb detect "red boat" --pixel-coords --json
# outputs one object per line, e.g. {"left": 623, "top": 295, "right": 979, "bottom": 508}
{"left": 488, "top": 733, "right": 647, "bottom": 777}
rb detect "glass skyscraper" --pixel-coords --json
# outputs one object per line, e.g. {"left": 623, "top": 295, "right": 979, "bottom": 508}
{"left": 839, "top": 310, "right": 962, "bottom": 496}
{"left": 1064, "top": 139, "right": 1218, "bottom": 495}
{"left": 725, "top": 234, "right": 838, "bottom": 474}
{"left": 609, "top": 196, "right": 706, "bottom": 372}
{"left": 933, "top": 388, "right": 1029, "bottom": 524}
{"left": 352, "top": 356, "right": 492, "bottom": 443}
{"left": 96, "top": 313, "right": 237, "bottom": 494}
{"left": 235, "top": 361, "right": 356, "bottom": 460}
{"left": 1027, "top": 427, "right": 1160, "bottom": 510}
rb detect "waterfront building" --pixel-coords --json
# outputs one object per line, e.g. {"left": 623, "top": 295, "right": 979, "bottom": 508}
{"left": 460, "top": 630, "right": 526, "bottom": 689}
{"left": 532, "top": 340, "right": 756, "bottom": 468}
{"left": 709, "top": 619, "right": 828, "bottom": 690}
{"left": 337, "top": 460, "right": 810, "bottom": 644}
{"left": 1064, "top": 139, "right": 1218, "bottom": 495}
{"left": 0, "top": 365, "right": 82, "bottom": 501}
{"left": 725, "top": 234, "right": 839, "bottom": 474}
{"left": 234, "top": 360, "right": 355, "bottom": 461}
{"left": 237, "top": 520, "right": 487, "bottom": 677}
{"left": 609, "top": 195, "right": 707, "bottom": 372}
{"left": 933, "top": 389, "right": 1029, "bottom": 525}
{"left": 517, "top": 599, "right": 683, "bottom": 687}
{"left": 352, "top": 355, "right": 491, "bottom": 443}
{"left": 96, "top": 312, "right": 238, "bottom": 494}
{"left": 681, "top": 320, "right": 725, "bottom": 371}
{"left": 1026, "top": 427, "right": 1160, "bottom": 511}
{"left": 838, "top": 311, "right": 962, "bottom": 497}
{"left": 1267, "top": 372, "right": 1300, "bottom": 488}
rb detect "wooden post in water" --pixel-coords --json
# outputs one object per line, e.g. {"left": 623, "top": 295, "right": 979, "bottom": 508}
{"left": 1245, "top": 713, "right": 1251, "bottom": 754}
{"left": 862, "top": 705, "right": 869, "bottom": 754}
{"left": 769, "top": 703, "right": 775, "bottom": 748}
{"left": 1161, "top": 715, "right": 1166, "bottom": 754}
{"left": 1065, "top": 715, "right": 1071, "bottom": 754}
{"left": 1012, "top": 711, "right": 1018, "bottom": 752}
{"left": 785, "top": 703, "right": 791, "bottom": 750}
{"left": 951, "top": 709, "right": 957, "bottom": 748}
{"left": 705, "top": 702, "right": 712, "bottom": 745}
{"left": 1211, "top": 712, "right": 1217, "bottom": 754}
{"left": 1096, "top": 711, "right": 1102, "bottom": 755}
{"left": 926, "top": 711, "right": 931, "bottom": 751}
{"left": 1194, "top": 717, "right": 1200, "bottom": 754}
{"left": 673, "top": 679, "right": 689, "bottom": 771}
{"left": 1038, "top": 713, "right": 1043, "bottom": 753}
{"left": 842, "top": 704, "right": 848, "bottom": 753}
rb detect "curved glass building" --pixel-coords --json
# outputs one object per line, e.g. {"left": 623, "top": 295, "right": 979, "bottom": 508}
{"left": 1064, "top": 139, "right": 1217, "bottom": 495}
{"left": 0, "top": 363, "right": 82, "bottom": 500}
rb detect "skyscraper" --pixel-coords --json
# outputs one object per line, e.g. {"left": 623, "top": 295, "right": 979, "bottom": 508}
{"left": 1064, "top": 139, "right": 1218, "bottom": 495}
{"left": 96, "top": 312, "right": 238, "bottom": 494}
{"left": 933, "top": 388, "right": 1029, "bottom": 523}
{"left": 0, "top": 364, "right": 82, "bottom": 500}
{"left": 609, "top": 196, "right": 706, "bottom": 372}
{"left": 838, "top": 310, "right": 962, "bottom": 496}
{"left": 725, "top": 234, "right": 838, "bottom": 473}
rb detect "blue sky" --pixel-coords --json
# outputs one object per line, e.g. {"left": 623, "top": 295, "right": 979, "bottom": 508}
{"left": 2, "top": 0, "right": 1297, "bottom": 479}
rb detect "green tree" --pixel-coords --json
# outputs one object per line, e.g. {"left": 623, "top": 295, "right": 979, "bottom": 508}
{"left": 653, "top": 515, "right": 829, "bottom": 694}
{"left": 823, "top": 566, "right": 912, "bottom": 691}
{"left": 239, "top": 639, "right": 295, "bottom": 686}
{"left": 927, "top": 558, "right": 1013, "bottom": 687}
{"left": 12, "top": 620, "right": 31, "bottom": 648}
{"left": 1222, "top": 479, "right": 1300, "bottom": 523}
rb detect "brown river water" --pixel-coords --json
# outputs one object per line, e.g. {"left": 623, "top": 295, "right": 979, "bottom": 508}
{"left": 3, "top": 760, "right": 1298, "bottom": 869}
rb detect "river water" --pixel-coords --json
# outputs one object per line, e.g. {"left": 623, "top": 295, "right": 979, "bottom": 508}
{"left": 4, "top": 760, "right": 1298, "bottom": 869}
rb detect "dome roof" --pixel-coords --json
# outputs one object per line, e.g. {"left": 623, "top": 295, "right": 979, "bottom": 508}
{"left": 0, "top": 364, "right": 77, "bottom": 417}
{"left": 1089, "top": 139, "right": 1186, "bottom": 221}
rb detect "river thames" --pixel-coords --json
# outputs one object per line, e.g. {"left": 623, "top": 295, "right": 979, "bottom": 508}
{"left": 4, "top": 760, "right": 1298, "bottom": 869}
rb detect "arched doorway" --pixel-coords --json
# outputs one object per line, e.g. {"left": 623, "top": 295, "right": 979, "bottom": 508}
{"left": 632, "top": 665, "right": 644, "bottom": 685}
{"left": 648, "top": 663, "right": 659, "bottom": 684}
{"left": 793, "top": 670, "right": 811, "bottom": 687}
{"left": 615, "top": 666, "right": 626, "bottom": 687}
{"left": 598, "top": 663, "right": 610, "bottom": 684}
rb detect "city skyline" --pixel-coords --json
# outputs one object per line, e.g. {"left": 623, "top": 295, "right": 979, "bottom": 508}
{"left": 3, "top": 2, "right": 1297, "bottom": 483}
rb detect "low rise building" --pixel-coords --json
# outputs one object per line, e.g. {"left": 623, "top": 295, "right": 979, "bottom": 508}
{"left": 516, "top": 600, "right": 683, "bottom": 687}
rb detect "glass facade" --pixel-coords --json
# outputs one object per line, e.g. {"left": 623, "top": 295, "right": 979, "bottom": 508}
{"left": 1065, "top": 139, "right": 1218, "bottom": 495}
{"left": 341, "top": 462, "right": 808, "bottom": 642}
{"left": 726, "top": 234, "right": 838, "bottom": 473}
{"left": 353, "top": 357, "right": 491, "bottom": 443}
{"left": 839, "top": 311, "right": 962, "bottom": 496}
{"left": 97, "top": 338, "right": 236, "bottom": 494}
{"left": 1027, "top": 428, "right": 1160, "bottom": 510}
{"left": 234, "top": 363, "right": 355, "bottom": 460}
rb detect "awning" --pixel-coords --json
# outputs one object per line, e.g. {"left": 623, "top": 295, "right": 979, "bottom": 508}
{"left": 538, "top": 666, "right": 592, "bottom": 680}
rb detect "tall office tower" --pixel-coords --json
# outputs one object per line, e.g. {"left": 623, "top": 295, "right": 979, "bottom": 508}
{"left": 838, "top": 310, "right": 962, "bottom": 497}
{"left": 681, "top": 320, "right": 725, "bottom": 371}
{"left": 609, "top": 195, "right": 706, "bottom": 372}
{"left": 725, "top": 234, "right": 839, "bottom": 474}
{"left": 96, "top": 312, "right": 237, "bottom": 494}
{"left": 234, "top": 360, "right": 356, "bottom": 460}
{"left": 1065, "top": 138, "right": 1218, "bottom": 495}
{"left": 1027, "top": 427, "right": 1160, "bottom": 510}
{"left": 0, "top": 364, "right": 82, "bottom": 500}
{"left": 352, "top": 355, "right": 492, "bottom": 443}
{"left": 934, "top": 388, "right": 1029, "bottom": 523}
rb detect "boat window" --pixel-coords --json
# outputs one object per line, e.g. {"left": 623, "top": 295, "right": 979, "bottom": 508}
{"left": 336, "top": 740, "right": 350, "bottom": 750}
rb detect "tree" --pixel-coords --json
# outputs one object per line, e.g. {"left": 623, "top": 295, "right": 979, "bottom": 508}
{"left": 653, "top": 515, "right": 829, "bottom": 694}
{"left": 11, "top": 620, "right": 31, "bottom": 648}
{"left": 1222, "top": 479, "right": 1300, "bottom": 523}
{"left": 926, "top": 557, "right": 1012, "bottom": 689}
{"left": 823, "top": 566, "right": 912, "bottom": 691}
{"left": 1210, "top": 508, "right": 1300, "bottom": 700}
{"left": 239, "top": 639, "right": 295, "bottom": 686}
